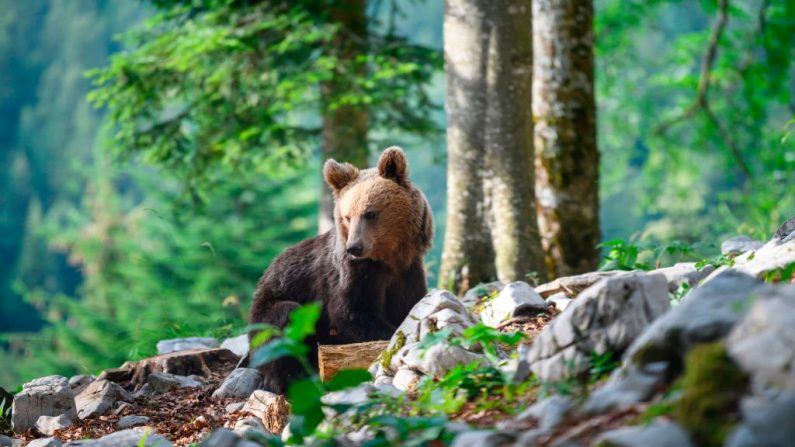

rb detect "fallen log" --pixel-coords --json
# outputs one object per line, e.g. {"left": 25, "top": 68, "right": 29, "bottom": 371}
{"left": 318, "top": 340, "right": 390, "bottom": 382}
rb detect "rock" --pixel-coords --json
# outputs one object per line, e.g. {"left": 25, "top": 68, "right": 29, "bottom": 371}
{"left": 546, "top": 292, "right": 573, "bottom": 312}
{"left": 722, "top": 236, "right": 764, "bottom": 256}
{"left": 113, "top": 402, "right": 133, "bottom": 416}
{"left": 402, "top": 342, "right": 485, "bottom": 378}
{"left": 461, "top": 281, "right": 505, "bottom": 307}
{"left": 535, "top": 271, "right": 629, "bottom": 298}
{"left": 0, "top": 436, "right": 12, "bottom": 447}
{"left": 200, "top": 428, "right": 239, "bottom": 447}
{"left": 594, "top": 421, "right": 694, "bottom": 447}
{"left": 212, "top": 368, "right": 262, "bottom": 400}
{"left": 584, "top": 271, "right": 773, "bottom": 414}
{"left": 651, "top": 262, "right": 715, "bottom": 292}
{"left": 35, "top": 414, "right": 73, "bottom": 436}
{"left": 148, "top": 373, "right": 203, "bottom": 394}
{"left": 720, "top": 236, "right": 795, "bottom": 281}
{"left": 478, "top": 281, "right": 547, "bottom": 327}
{"left": 156, "top": 337, "right": 219, "bottom": 355}
{"left": 242, "top": 390, "right": 290, "bottom": 435}
{"left": 726, "top": 283, "right": 795, "bottom": 391}
{"left": 523, "top": 273, "right": 669, "bottom": 381}
{"left": 27, "top": 438, "right": 63, "bottom": 447}
{"left": 451, "top": 430, "right": 516, "bottom": 447}
{"left": 509, "top": 395, "right": 571, "bottom": 432}
{"left": 11, "top": 375, "right": 76, "bottom": 434}
{"left": 117, "top": 415, "right": 150, "bottom": 429}
{"left": 98, "top": 348, "right": 239, "bottom": 390}
{"left": 220, "top": 335, "right": 250, "bottom": 358}
{"left": 725, "top": 390, "right": 795, "bottom": 447}
{"left": 225, "top": 402, "right": 245, "bottom": 414}
{"left": 68, "top": 376, "right": 95, "bottom": 396}
{"left": 75, "top": 380, "right": 132, "bottom": 420}
{"left": 233, "top": 416, "right": 266, "bottom": 437}
{"left": 64, "top": 429, "right": 172, "bottom": 447}
{"left": 392, "top": 368, "right": 422, "bottom": 391}
{"left": 773, "top": 215, "right": 795, "bottom": 242}
{"left": 370, "top": 289, "right": 479, "bottom": 383}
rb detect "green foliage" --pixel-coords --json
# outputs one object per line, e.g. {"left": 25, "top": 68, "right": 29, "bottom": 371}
{"left": 763, "top": 261, "right": 795, "bottom": 283}
{"left": 598, "top": 238, "right": 704, "bottom": 271}
{"left": 674, "top": 342, "right": 747, "bottom": 447}
{"left": 88, "top": 0, "right": 441, "bottom": 194}
{"left": 9, "top": 156, "right": 317, "bottom": 380}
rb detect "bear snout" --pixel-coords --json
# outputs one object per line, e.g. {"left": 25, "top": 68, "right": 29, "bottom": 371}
{"left": 346, "top": 242, "right": 364, "bottom": 257}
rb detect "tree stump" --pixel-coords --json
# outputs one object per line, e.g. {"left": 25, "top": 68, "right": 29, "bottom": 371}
{"left": 318, "top": 341, "right": 389, "bottom": 382}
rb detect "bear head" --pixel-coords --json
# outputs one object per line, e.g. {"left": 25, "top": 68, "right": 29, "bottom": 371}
{"left": 323, "top": 146, "right": 433, "bottom": 270}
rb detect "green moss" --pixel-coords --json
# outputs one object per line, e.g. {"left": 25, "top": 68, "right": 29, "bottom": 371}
{"left": 470, "top": 290, "right": 500, "bottom": 315}
{"left": 674, "top": 342, "right": 748, "bottom": 447}
{"left": 629, "top": 342, "right": 673, "bottom": 365}
{"left": 380, "top": 330, "right": 406, "bottom": 370}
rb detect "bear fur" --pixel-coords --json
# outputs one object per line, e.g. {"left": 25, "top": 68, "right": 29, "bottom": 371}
{"left": 249, "top": 147, "right": 434, "bottom": 393}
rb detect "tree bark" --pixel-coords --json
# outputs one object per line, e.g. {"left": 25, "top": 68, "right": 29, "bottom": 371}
{"left": 319, "top": 0, "right": 370, "bottom": 234}
{"left": 439, "top": 0, "right": 496, "bottom": 294}
{"left": 532, "top": 0, "right": 600, "bottom": 279}
{"left": 440, "top": 0, "right": 546, "bottom": 293}
{"left": 483, "top": 1, "right": 546, "bottom": 283}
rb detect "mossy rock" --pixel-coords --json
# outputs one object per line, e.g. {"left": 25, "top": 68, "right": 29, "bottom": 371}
{"left": 674, "top": 342, "right": 747, "bottom": 447}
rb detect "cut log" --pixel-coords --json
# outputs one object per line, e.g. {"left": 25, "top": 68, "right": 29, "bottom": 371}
{"left": 318, "top": 341, "right": 389, "bottom": 382}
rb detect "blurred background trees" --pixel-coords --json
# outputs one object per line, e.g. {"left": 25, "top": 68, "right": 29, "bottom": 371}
{"left": 1, "top": 0, "right": 793, "bottom": 389}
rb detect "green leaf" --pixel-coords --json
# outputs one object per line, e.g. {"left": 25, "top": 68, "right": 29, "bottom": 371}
{"left": 326, "top": 369, "right": 372, "bottom": 392}
{"left": 250, "top": 338, "right": 307, "bottom": 368}
{"left": 284, "top": 302, "right": 321, "bottom": 342}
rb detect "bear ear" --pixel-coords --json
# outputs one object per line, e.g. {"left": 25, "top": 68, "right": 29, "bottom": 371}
{"left": 323, "top": 159, "right": 359, "bottom": 194}
{"left": 377, "top": 146, "right": 408, "bottom": 186}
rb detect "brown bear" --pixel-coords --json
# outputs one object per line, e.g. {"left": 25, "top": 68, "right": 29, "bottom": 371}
{"left": 249, "top": 146, "right": 434, "bottom": 393}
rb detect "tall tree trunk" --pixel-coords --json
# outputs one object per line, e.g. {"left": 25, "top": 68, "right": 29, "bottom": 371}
{"left": 318, "top": 0, "right": 369, "bottom": 234}
{"left": 533, "top": 0, "right": 600, "bottom": 278}
{"left": 484, "top": 1, "right": 546, "bottom": 284}
{"left": 440, "top": 0, "right": 545, "bottom": 293}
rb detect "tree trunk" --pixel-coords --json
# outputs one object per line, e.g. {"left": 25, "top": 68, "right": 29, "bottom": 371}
{"left": 483, "top": 1, "right": 546, "bottom": 284}
{"left": 319, "top": 0, "right": 369, "bottom": 234}
{"left": 440, "top": 0, "right": 546, "bottom": 293}
{"left": 533, "top": 0, "right": 600, "bottom": 278}
{"left": 439, "top": 0, "right": 496, "bottom": 294}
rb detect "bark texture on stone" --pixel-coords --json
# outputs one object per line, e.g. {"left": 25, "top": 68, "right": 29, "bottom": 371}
{"left": 533, "top": 0, "right": 600, "bottom": 279}
{"left": 318, "top": 0, "right": 369, "bottom": 233}
{"left": 440, "top": 0, "right": 545, "bottom": 293}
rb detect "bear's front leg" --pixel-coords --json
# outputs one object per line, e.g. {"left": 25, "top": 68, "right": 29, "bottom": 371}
{"left": 326, "top": 294, "right": 397, "bottom": 343}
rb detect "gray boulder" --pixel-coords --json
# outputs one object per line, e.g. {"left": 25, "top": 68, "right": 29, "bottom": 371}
{"left": 75, "top": 380, "right": 132, "bottom": 420}
{"left": 546, "top": 292, "right": 573, "bottom": 312}
{"left": 12, "top": 376, "right": 76, "bottom": 434}
{"left": 651, "top": 262, "right": 714, "bottom": 293}
{"left": 0, "top": 436, "right": 12, "bottom": 447}
{"left": 28, "top": 438, "right": 63, "bottom": 447}
{"left": 585, "top": 271, "right": 772, "bottom": 414}
{"left": 726, "top": 283, "right": 795, "bottom": 391}
{"left": 451, "top": 430, "right": 515, "bottom": 447}
{"left": 522, "top": 272, "right": 669, "bottom": 381}
{"left": 67, "top": 376, "right": 95, "bottom": 396}
{"left": 64, "top": 429, "right": 172, "bottom": 447}
{"left": 116, "top": 415, "right": 150, "bottom": 429}
{"left": 156, "top": 337, "right": 219, "bottom": 355}
{"left": 220, "top": 335, "right": 249, "bottom": 358}
{"left": 508, "top": 395, "right": 571, "bottom": 432}
{"left": 35, "top": 414, "right": 73, "bottom": 436}
{"left": 148, "top": 372, "right": 203, "bottom": 394}
{"left": 535, "top": 271, "right": 629, "bottom": 298}
{"left": 461, "top": 281, "right": 505, "bottom": 307}
{"left": 593, "top": 422, "right": 694, "bottom": 447}
{"left": 478, "top": 282, "right": 547, "bottom": 327}
{"left": 721, "top": 236, "right": 764, "bottom": 256}
{"left": 212, "top": 368, "right": 261, "bottom": 400}
{"left": 725, "top": 391, "right": 795, "bottom": 447}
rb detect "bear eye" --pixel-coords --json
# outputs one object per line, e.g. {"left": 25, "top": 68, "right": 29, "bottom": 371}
{"left": 344, "top": 216, "right": 351, "bottom": 223}
{"left": 363, "top": 210, "right": 378, "bottom": 220}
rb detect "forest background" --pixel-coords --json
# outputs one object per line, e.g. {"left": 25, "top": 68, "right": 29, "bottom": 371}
{"left": 1, "top": 0, "right": 793, "bottom": 390}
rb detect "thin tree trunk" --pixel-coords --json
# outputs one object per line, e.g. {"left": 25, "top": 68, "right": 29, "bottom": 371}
{"left": 319, "top": 0, "right": 369, "bottom": 234}
{"left": 483, "top": 1, "right": 546, "bottom": 284}
{"left": 439, "top": 0, "right": 496, "bottom": 294}
{"left": 440, "top": 0, "right": 546, "bottom": 293}
{"left": 533, "top": 0, "right": 600, "bottom": 278}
